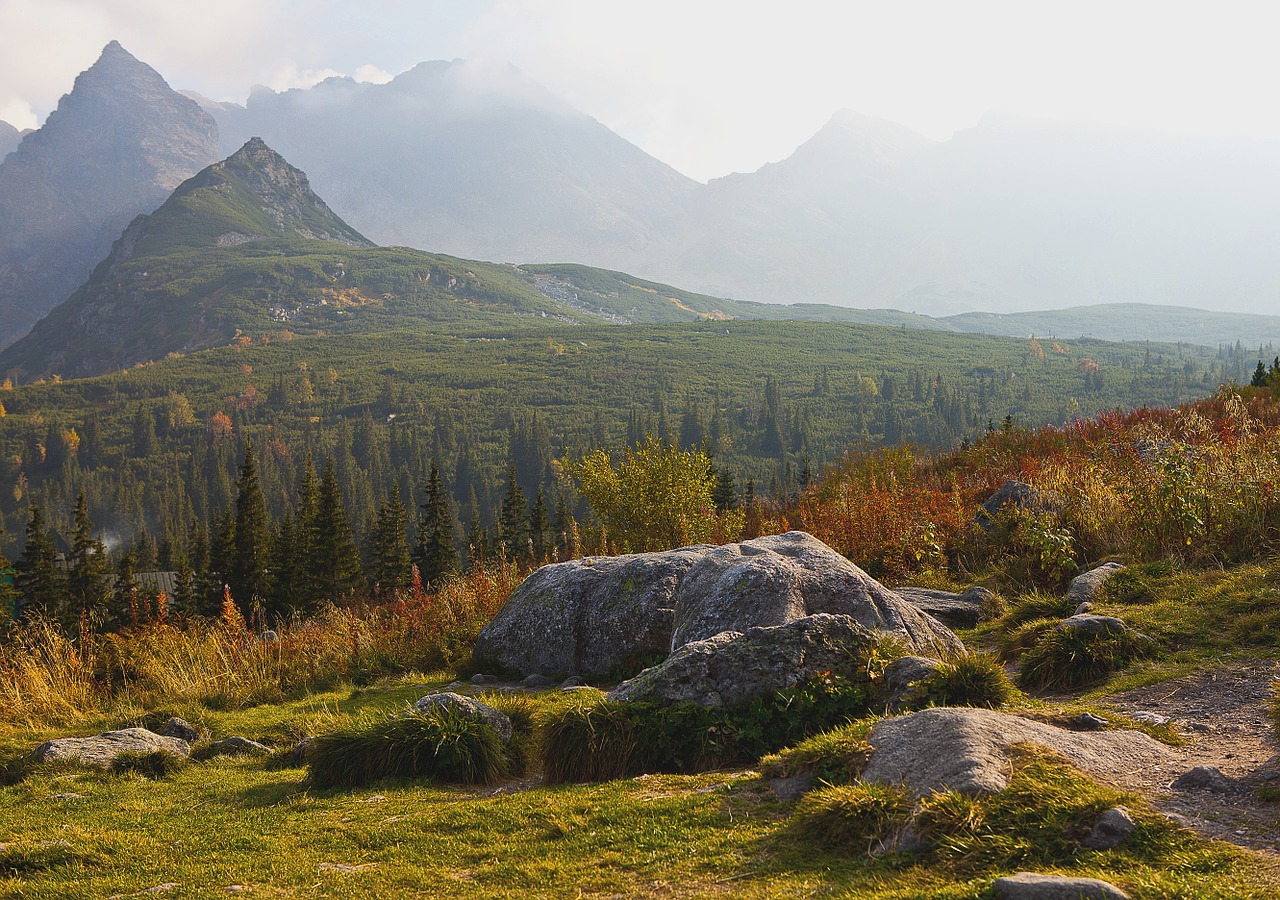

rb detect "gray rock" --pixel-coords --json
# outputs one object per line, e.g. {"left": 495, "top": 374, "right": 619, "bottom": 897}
{"left": 977, "top": 480, "right": 1061, "bottom": 528}
{"left": 608, "top": 614, "right": 880, "bottom": 708}
{"left": 1170, "top": 765, "right": 1235, "bottom": 793}
{"left": 470, "top": 673, "right": 499, "bottom": 685}
{"left": 1058, "top": 614, "right": 1130, "bottom": 636}
{"left": 30, "top": 728, "right": 191, "bottom": 768}
{"left": 444, "top": 681, "right": 466, "bottom": 691}
{"left": 561, "top": 685, "right": 597, "bottom": 693}
{"left": 521, "top": 674, "right": 557, "bottom": 688}
{"left": 1073, "top": 601, "right": 1094, "bottom": 615}
{"left": 894, "top": 586, "right": 995, "bottom": 629}
{"left": 415, "top": 692, "right": 513, "bottom": 743}
{"left": 671, "top": 532, "right": 961, "bottom": 657}
{"left": 1067, "top": 562, "right": 1127, "bottom": 607}
{"left": 561, "top": 675, "right": 584, "bottom": 688}
{"left": 1069, "top": 712, "right": 1109, "bottom": 730}
{"left": 768, "top": 773, "right": 815, "bottom": 801}
{"left": 1081, "top": 805, "right": 1136, "bottom": 849}
{"left": 159, "top": 717, "right": 200, "bottom": 743}
{"left": 206, "top": 736, "right": 271, "bottom": 757}
{"left": 860, "top": 707, "right": 1177, "bottom": 797}
{"left": 1128, "top": 711, "right": 1169, "bottom": 726}
{"left": 879, "top": 655, "right": 942, "bottom": 713}
{"left": 291, "top": 738, "right": 315, "bottom": 765}
{"left": 994, "top": 872, "right": 1129, "bottom": 899}
{"left": 259, "top": 629, "right": 279, "bottom": 643}
{"left": 474, "top": 546, "right": 712, "bottom": 677}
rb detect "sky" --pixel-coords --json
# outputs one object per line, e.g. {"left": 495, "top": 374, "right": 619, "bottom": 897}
{"left": 2, "top": 0, "right": 1279, "bottom": 182}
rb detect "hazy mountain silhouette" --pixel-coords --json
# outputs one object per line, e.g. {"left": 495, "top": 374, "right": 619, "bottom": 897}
{"left": 0, "top": 42, "right": 221, "bottom": 347}
{"left": 0, "top": 120, "right": 24, "bottom": 160}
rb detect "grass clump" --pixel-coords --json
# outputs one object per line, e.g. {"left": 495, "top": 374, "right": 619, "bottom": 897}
{"left": 307, "top": 704, "right": 511, "bottom": 788}
{"left": 758, "top": 720, "right": 875, "bottom": 786}
{"left": 540, "top": 697, "right": 639, "bottom": 785}
{"left": 1018, "top": 624, "right": 1154, "bottom": 691}
{"left": 789, "top": 783, "right": 913, "bottom": 852}
{"left": 901, "top": 653, "right": 1018, "bottom": 711}
{"left": 1002, "top": 590, "right": 1078, "bottom": 627}
{"left": 108, "top": 749, "right": 188, "bottom": 779}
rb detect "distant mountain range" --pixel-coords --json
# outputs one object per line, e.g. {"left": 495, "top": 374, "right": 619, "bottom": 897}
{"left": 4, "top": 41, "right": 1280, "bottom": 361}
{"left": 0, "top": 42, "right": 219, "bottom": 348}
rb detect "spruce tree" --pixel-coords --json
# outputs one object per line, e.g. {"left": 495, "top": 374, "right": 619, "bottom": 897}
{"left": 66, "top": 490, "right": 109, "bottom": 626}
{"left": 371, "top": 488, "right": 411, "bottom": 594}
{"left": 13, "top": 505, "right": 61, "bottom": 622}
{"left": 498, "top": 466, "right": 529, "bottom": 561}
{"left": 529, "top": 487, "right": 552, "bottom": 562}
{"left": 310, "top": 458, "right": 364, "bottom": 602}
{"left": 711, "top": 467, "right": 738, "bottom": 511}
{"left": 415, "top": 460, "right": 458, "bottom": 584}
{"left": 230, "top": 444, "right": 270, "bottom": 614}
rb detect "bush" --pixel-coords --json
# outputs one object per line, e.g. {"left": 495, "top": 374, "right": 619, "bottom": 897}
{"left": 789, "top": 783, "right": 913, "bottom": 851}
{"left": 307, "top": 705, "right": 511, "bottom": 788}
{"left": 758, "top": 720, "right": 875, "bottom": 786}
{"left": 902, "top": 653, "right": 1017, "bottom": 711}
{"left": 108, "top": 750, "right": 187, "bottom": 779}
{"left": 1018, "top": 625, "right": 1154, "bottom": 691}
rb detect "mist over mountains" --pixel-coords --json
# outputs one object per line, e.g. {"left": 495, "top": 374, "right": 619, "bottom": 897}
{"left": 4, "top": 41, "right": 1280, "bottom": 356}
{"left": 0, "top": 120, "right": 24, "bottom": 159}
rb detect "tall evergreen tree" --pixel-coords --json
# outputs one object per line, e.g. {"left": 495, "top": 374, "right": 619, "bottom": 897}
{"left": 415, "top": 460, "right": 458, "bottom": 584}
{"left": 497, "top": 466, "right": 529, "bottom": 561}
{"left": 310, "top": 457, "right": 363, "bottom": 602}
{"left": 14, "top": 505, "right": 61, "bottom": 622}
{"left": 371, "top": 488, "right": 411, "bottom": 594}
{"left": 229, "top": 444, "right": 270, "bottom": 616}
{"left": 529, "top": 487, "right": 552, "bottom": 562}
{"left": 711, "top": 466, "right": 738, "bottom": 511}
{"left": 552, "top": 491, "right": 575, "bottom": 560}
{"left": 66, "top": 490, "right": 109, "bottom": 626}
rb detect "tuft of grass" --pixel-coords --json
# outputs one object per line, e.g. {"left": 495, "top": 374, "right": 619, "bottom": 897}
{"left": 788, "top": 783, "right": 913, "bottom": 852}
{"left": 307, "top": 705, "right": 510, "bottom": 789}
{"left": 758, "top": 720, "right": 875, "bottom": 786}
{"left": 901, "top": 653, "right": 1018, "bottom": 711}
{"left": 108, "top": 749, "right": 188, "bottom": 779}
{"left": 1018, "top": 624, "right": 1154, "bottom": 691}
{"left": 1002, "top": 591, "right": 1078, "bottom": 627}
{"left": 996, "top": 617, "right": 1060, "bottom": 662}
{"left": 540, "top": 697, "right": 639, "bottom": 785}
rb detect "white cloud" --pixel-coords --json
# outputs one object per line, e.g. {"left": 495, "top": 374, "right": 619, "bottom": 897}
{"left": 265, "top": 64, "right": 348, "bottom": 93}
{"left": 0, "top": 99, "right": 37, "bottom": 131}
{"left": 354, "top": 64, "right": 395, "bottom": 85}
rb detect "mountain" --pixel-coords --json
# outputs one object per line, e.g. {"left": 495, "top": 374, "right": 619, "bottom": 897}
{"left": 0, "top": 41, "right": 220, "bottom": 348}
{"left": 0, "top": 120, "right": 23, "bottom": 159}
{"left": 203, "top": 59, "right": 697, "bottom": 271}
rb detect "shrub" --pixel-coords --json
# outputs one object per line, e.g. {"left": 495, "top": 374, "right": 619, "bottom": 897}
{"left": 758, "top": 720, "right": 875, "bottom": 786}
{"left": 108, "top": 750, "right": 187, "bottom": 779}
{"left": 902, "top": 653, "right": 1017, "bottom": 711}
{"left": 789, "top": 783, "right": 913, "bottom": 851}
{"left": 1018, "top": 625, "right": 1154, "bottom": 691}
{"left": 307, "top": 705, "right": 510, "bottom": 788}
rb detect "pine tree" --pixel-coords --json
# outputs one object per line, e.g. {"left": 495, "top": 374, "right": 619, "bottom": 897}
{"left": 529, "top": 488, "right": 552, "bottom": 563}
{"left": 711, "top": 466, "right": 738, "bottom": 511}
{"left": 415, "top": 460, "right": 458, "bottom": 584}
{"left": 173, "top": 552, "right": 197, "bottom": 617}
{"left": 552, "top": 491, "right": 575, "bottom": 560}
{"left": 229, "top": 444, "right": 270, "bottom": 616}
{"left": 497, "top": 466, "right": 529, "bottom": 561}
{"left": 66, "top": 490, "right": 109, "bottom": 626}
{"left": 111, "top": 550, "right": 138, "bottom": 629}
{"left": 310, "top": 457, "right": 364, "bottom": 602}
{"left": 371, "top": 488, "right": 411, "bottom": 594}
{"left": 13, "top": 505, "right": 61, "bottom": 622}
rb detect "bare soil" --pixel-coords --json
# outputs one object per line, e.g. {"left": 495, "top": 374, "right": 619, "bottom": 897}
{"left": 1102, "top": 661, "right": 1280, "bottom": 854}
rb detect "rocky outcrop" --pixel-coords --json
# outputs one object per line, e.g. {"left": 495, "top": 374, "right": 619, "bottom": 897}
{"left": 859, "top": 707, "right": 1177, "bottom": 797}
{"left": 473, "top": 547, "right": 711, "bottom": 677}
{"left": 415, "top": 692, "right": 513, "bottom": 743}
{"left": 671, "top": 532, "right": 961, "bottom": 657}
{"left": 1067, "top": 562, "right": 1126, "bottom": 607}
{"left": 30, "top": 728, "right": 191, "bottom": 767}
{"left": 205, "top": 736, "right": 271, "bottom": 757}
{"left": 607, "top": 613, "right": 880, "bottom": 709}
{"left": 894, "top": 586, "right": 996, "bottom": 629}
{"left": 976, "top": 480, "right": 1060, "bottom": 528}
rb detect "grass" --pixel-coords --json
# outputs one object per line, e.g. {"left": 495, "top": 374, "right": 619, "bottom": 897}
{"left": 1018, "top": 625, "right": 1155, "bottom": 692}
{"left": 788, "top": 782, "right": 913, "bottom": 852}
{"left": 757, "top": 719, "right": 876, "bottom": 786}
{"left": 107, "top": 750, "right": 188, "bottom": 779}
{"left": 899, "top": 652, "right": 1018, "bottom": 711}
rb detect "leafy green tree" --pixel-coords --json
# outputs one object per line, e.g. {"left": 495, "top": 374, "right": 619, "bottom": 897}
{"left": 415, "top": 460, "right": 458, "bottom": 584}
{"left": 66, "top": 490, "right": 109, "bottom": 626}
{"left": 14, "top": 505, "right": 63, "bottom": 622}
{"left": 566, "top": 435, "right": 717, "bottom": 552}
{"left": 371, "top": 488, "right": 411, "bottom": 593}
{"left": 229, "top": 444, "right": 270, "bottom": 614}
{"left": 310, "top": 457, "right": 363, "bottom": 602}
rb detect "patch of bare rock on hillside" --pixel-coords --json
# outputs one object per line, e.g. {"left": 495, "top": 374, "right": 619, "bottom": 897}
{"left": 1102, "top": 662, "right": 1280, "bottom": 853}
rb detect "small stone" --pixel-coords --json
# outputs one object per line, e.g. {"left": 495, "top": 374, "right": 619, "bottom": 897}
{"left": 1170, "top": 765, "right": 1235, "bottom": 793}
{"left": 53, "top": 792, "right": 84, "bottom": 800}
{"left": 1073, "top": 601, "right": 1094, "bottom": 615}
{"left": 1058, "top": 614, "right": 1129, "bottom": 636}
{"left": 768, "top": 773, "right": 814, "bottom": 802}
{"left": 561, "top": 685, "right": 596, "bottom": 693}
{"left": 994, "top": 871, "right": 1130, "bottom": 899}
{"left": 415, "top": 692, "right": 513, "bottom": 743}
{"left": 317, "top": 862, "right": 377, "bottom": 873}
{"left": 1069, "top": 712, "right": 1108, "bottom": 730}
{"left": 206, "top": 736, "right": 271, "bottom": 757}
{"left": 444, "top": 681, "right": 466, "bottom": 691}
{"left": 521, "top": 674, "right": 556, "bottom": 688}
{"left": 1129, "top": 711, "right": 1169, "bottom": 726}
{"left": 470, "top": 673, "right": 498, "bottom": 685}
{"left": 1081, "top": 805, "right": 1136, "bottom": 850}
{"left": 159, "top": 717, "right": 200, "bottom": 743}
{"left": 259, "top": 630, "right": 279, "bottom": 643}
{"left": 561, "top": 675, "right": 584, "bottom": 688}
{"left": 1187, "top": 722, "right": 1214, "bottom": 733}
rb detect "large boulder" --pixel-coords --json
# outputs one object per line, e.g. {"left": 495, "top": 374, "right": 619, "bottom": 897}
{"left": 608, "top": 613, "right": 880, "bottom": 708}
{"left": 1067, "top": 562, "right": 1126, "bottom": 607}
{"left": 860, "top": 707, "right": 1177, "bottom": 797}
{"left": 671, "top": 532, "right": 960, "bottom": 657}
{"left": 894, "top": 586, "right": 997, "bottom": 629}
{"left": 473, "top": 546, "right": 712, "bottom": 677}
{"left": 976, "top": 480, "right": 1060, "bottom": 529}
{"left": 30, "top": 728, "right": 191, "bottom": 768}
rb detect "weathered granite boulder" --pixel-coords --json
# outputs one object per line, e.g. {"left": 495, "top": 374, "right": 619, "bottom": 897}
{"left": 415, "top": 692, "right": 513, "bottom": 743}
{"left": 993, "top": 872, "right": 1129, "bottom": 900}
{"left": 159, "top": 717, "right": 200, "bottom": 743}
{"left": 670, "top": 532, "right": 960, "bottom": 657}
{"left": 894, "top": 586, "right": 997, "bottom": 629}
{"left": 30, "top": 728, "right": 191, "bottom": 768}
{"left": 473, "top": 546, "right": 712, "bottom": 677}
{"left": 1081, "top": 805, "right": 1136, "bottom": 850}
{"left": 206, "top": 736, "right": 271, "bottom": 757}
{"left": 859, "top": 707, "right": 1177, "bottom": 797}
{"left": 1067, "top": 562, "right": 1126, "bottom": 607}
{"left": 608, "top": 613, "right": 881, "bottom": 708}
{"left": 976, "top": 480, "right": 1061, "bottom": 528}
{"left": 878, "top": 655, "right": 942, "bottom": 713}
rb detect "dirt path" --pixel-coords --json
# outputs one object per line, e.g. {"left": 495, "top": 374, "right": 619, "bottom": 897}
{"left": 1101, "top": 662, "right": 1280, "bottom": 854}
